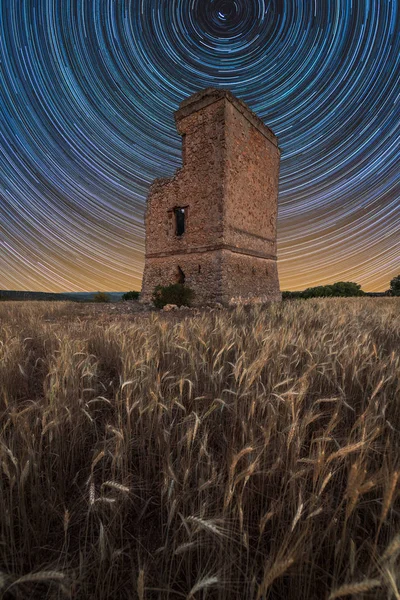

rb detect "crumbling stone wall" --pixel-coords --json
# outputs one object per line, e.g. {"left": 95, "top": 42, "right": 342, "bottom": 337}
{"left": 140, "top": 88, "right": 281, "bottom": 306}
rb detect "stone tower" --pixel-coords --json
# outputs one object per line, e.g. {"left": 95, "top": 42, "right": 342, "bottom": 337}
{"left": 140, "top": 88, "right": 281, "bottom": 306}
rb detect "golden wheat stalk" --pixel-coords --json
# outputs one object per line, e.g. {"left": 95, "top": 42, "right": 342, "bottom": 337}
{"left": 382, "top": 534, "right": 400, "bottom": 563}
{"left": 137, "top": 568, "right": 145, "bottom": 600}
{"left": 328, "top": 579, "right": 382, "bottom": 599}
{"left": 257, "top": 558, "right": 295, "bottom": 598}
{"left": 6, "top": 570, "right": 67, "bottom": 592}
{"left": 101, "top": 480, "right": 130, "bottom": 494}
{"left": 187, "top": 575, "right": 219, "bottom": 598}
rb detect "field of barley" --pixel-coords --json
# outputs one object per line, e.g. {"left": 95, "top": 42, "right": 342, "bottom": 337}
{"left": 0, "top": 298, "right": 399, "bottom": 600}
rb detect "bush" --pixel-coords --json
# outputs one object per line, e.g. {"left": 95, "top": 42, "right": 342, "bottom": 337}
{"left": 302, "top": 285, "right": 334, "bottom": 299}
{"left": 152, "top": 283, "right": 194, "bottom": 309}
{"left": 389, "top": 274, "right": 400, "bottom": 297}
{"left": 303, "top": 282, "right": 365, "bottom": 298}
{"left": 93, "top": 292, "right": 111, "bottom": 303}
{"left": 330, "top": 281, "right": 365, "bottom": 297}
{"left": 122, "top": 291, "right": 140, "bottom": 301}
{"left": 282, "top": 291, "right": 304, "bottom": 300}
{"left": 284, "top": 282, "right": 365, "bottom": 300}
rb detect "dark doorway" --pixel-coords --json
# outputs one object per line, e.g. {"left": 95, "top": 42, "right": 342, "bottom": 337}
{"left": 175, "top": 207, "right": 185, "bottom": 236}
{"left": 176, "top": 266, "right": 185, "bottom": 284}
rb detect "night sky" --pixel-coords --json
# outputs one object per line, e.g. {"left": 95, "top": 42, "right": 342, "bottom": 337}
{"left": 0, "top": 1, "right": 399, "bottom": 293}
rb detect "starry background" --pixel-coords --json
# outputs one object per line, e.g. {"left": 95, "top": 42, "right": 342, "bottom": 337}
{"left": 0, "top": 0, "right": 399, "bottom": 293}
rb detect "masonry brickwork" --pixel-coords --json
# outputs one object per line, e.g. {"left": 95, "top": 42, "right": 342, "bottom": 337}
{"left": 140, "top": 88, "right": 281, "bottom": 306}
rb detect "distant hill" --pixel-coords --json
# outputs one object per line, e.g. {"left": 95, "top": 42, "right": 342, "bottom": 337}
{"left": 0, "top": 290, "right": 128, "bottom": 302}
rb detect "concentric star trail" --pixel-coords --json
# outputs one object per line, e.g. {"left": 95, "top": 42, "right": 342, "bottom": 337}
{"left": 0, "top": 0, "right": 399, "bottom": 292}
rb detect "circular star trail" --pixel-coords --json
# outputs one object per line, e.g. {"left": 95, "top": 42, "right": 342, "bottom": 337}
{"left": 0, "top": 0, "right": 399, "bottom": 292}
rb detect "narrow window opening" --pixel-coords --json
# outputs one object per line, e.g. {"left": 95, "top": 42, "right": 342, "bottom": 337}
{"left": 175, "top": 207, "right": 185, "bottom": 236}
{"left": 198, "top": 265, "right": 201, "bottom": 274}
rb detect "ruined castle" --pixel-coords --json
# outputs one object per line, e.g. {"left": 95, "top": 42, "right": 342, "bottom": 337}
{"left": 140, "top": 88, "right": 281, "bottom": 306}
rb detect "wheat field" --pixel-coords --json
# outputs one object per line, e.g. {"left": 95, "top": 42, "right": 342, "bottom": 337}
{"left": 0, "top": 298, "right": 399, "bottom": 599}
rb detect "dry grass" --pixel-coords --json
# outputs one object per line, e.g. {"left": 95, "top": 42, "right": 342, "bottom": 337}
{"left": 0, "top": 298, "right": 399, "bottom": 599}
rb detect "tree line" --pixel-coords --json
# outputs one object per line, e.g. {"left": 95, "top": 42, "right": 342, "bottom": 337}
{"left": 283, "top": 275, "right": 400, "bottom": 299}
